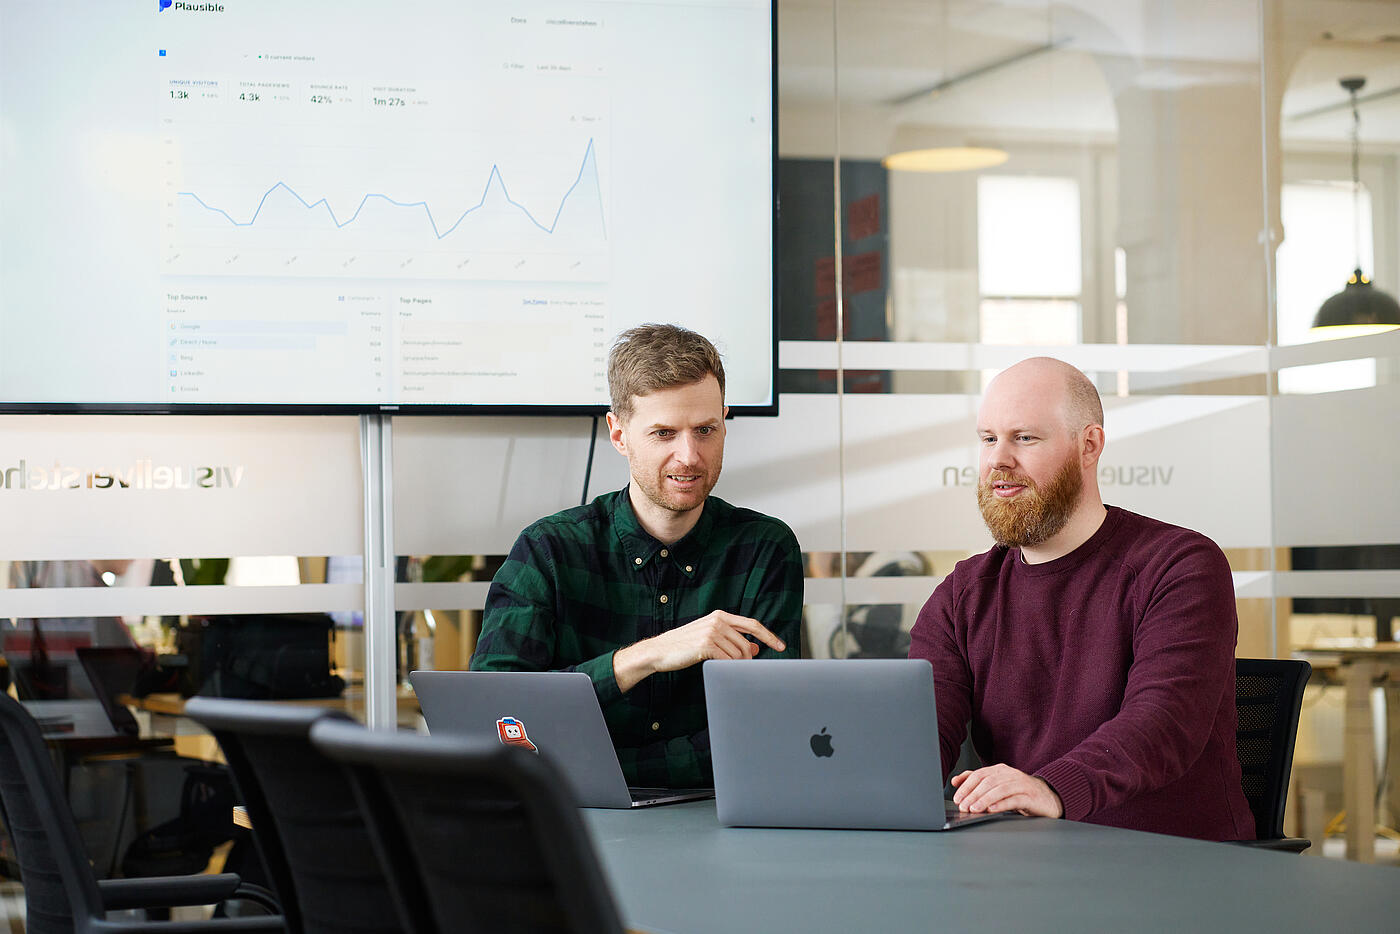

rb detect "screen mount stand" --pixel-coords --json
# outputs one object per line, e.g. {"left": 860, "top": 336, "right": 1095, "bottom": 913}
{"left": 360, "top": 413, "right": 397, "bottom": 730}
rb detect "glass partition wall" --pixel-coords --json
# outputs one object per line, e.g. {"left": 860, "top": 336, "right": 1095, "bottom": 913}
{"left": 3, "top": 0, "right": 1398, "bottom": 861}
{"left": 1269, "top": 0, "right": 1400, "bottom": 861}
{"left": 0, "top": 415, "right": 368, "bottom": 743}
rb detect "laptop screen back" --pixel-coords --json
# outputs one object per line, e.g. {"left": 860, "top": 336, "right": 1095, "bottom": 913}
{"left": 410, "top": 670, "right": 634, "bottom": 808}
{"left": 704, "top": 658, "right": 946, "bottom": 830}
{"left": 76, "top": 646, "right": 145, "bottom": 734}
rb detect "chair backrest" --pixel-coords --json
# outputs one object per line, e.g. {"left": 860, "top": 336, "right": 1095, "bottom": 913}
{"left": 0, "top": 692, "right": 109, "bottom": 934}
{"left": 182, "top": 698, "right": 402, "bottom": 934}
{"left": 1235, "top": 658, "right": 1311, "bottom": 840}
{"left": 310, "top": 720, "right": 626, "bottom": 934}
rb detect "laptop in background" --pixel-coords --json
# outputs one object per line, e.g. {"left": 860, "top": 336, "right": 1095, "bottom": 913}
{"left": 410, "top": 670, "right": 713, "bottom": 809}
{"left": 76, "top": 646, "right": 145, "bottom": 735}
{"left": 705, "top": 658, "right": 1018, "bottom": 831}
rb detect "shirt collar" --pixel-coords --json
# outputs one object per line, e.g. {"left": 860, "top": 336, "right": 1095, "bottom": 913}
{"left": 612, "top": 485, "right": 710, "bottom": 577}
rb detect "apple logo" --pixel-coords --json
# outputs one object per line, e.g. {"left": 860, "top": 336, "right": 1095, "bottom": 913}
{"left": 809, "top": 727, "right": 834, "bottom": 758}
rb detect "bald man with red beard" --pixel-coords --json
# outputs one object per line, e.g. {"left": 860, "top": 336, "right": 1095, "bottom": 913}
{"left": 909, "top": 357, "right": 1255, "bottom": 841}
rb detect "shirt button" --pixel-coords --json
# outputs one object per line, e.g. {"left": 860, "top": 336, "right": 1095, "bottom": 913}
{"left": 634, "top": 557, "right": 643, "bottom": 566}
{"left": 685, "top": 565, "right": 693, "bottom": 573}
{"left": 660, "top": 549, "right": 669, "bottom": 558}
{"left": 659, "top": 594, "right": 668, "bottom": 604}
{"left": 651, "top": 721, "right": 661, "bottom": 731}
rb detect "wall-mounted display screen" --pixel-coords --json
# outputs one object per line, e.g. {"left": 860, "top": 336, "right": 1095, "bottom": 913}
{"left": 0, "top": 0, "right": 776, "bottom": 413}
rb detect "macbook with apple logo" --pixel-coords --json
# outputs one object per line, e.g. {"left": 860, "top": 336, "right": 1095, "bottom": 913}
{"left": 704, "top": 658, "right": 1018, "bottom": 830}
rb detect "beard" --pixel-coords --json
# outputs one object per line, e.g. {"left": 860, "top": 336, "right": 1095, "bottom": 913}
{"left": 632, "top": 461, "right": 721, "bottom": 515}
{"left": 977, "top": 455, "right": 1083, "bottom": 548}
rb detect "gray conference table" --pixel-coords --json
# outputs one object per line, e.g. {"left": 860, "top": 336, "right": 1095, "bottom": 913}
{"left": 582, "top": 801, "right": 1400, "bottom": 933}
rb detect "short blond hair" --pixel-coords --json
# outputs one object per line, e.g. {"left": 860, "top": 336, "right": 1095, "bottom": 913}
{"left": 608, "top": 324, "right": 726, "bottom": 420}
{"left": 1064, "top": 366, "right": 1104, "bottom": 433}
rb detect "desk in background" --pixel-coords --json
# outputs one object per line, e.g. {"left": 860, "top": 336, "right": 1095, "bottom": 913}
{"left": 122, "top": 689, "right": 423, "bottom": 759}
{"left": 584, "top": 801, "right": 1400, "bottom": 933}
{"left": 23, "top": 698, "right": 176, "bottom": 785}
{"left": 23, "top": 698, "right": 128, "bottom": 740}
{"left": 1295, "top": 643, "right": 1400, "bottom": 863}
{"left": 124, "top": 687, "right": 421, "bottom": 721}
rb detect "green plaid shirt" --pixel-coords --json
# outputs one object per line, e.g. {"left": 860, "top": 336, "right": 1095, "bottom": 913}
{"left": 471, "top": 486, "right": 803, "bottom": 787}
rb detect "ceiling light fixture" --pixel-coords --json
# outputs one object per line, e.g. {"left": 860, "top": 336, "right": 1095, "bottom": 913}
{"left": 882, "top": 146, "right": 1009, "bottom": 173}
{"left": 882, "top": 126, "right": 1008, "bottom": 174}
{"left": 1311, "top": 76, "right": 1400, "bottom": 338}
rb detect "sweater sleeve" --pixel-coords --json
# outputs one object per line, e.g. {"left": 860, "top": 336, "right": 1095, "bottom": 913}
{"left": 1033, "top": 536, "right": 1238, "bottom": 822}
{"left": 908, "top": 575, "right": 973, "bottom": 782}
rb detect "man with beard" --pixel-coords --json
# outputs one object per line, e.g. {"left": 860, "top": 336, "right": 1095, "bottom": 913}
{"left": 908, "top": 357, "right": 1254, "bottom": 840}
{"left": 471, "top": 324, "right": 802, "bottom": 788}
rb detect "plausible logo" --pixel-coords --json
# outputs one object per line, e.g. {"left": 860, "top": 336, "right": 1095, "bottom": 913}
{"left": 496, "top": 716, "right": 538, "bottom": 753}
{"left": 160, "top": 2, "right": 227, "bottom": 12}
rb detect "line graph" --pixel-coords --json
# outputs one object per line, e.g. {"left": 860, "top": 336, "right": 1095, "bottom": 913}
{"left": 178, "top": 138, "right": 606, "bottom": 241}
{"left": 163, "top": 135, "right": 610, "bottom": 283}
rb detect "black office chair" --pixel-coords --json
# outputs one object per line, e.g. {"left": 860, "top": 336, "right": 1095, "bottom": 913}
{"left": 1231, "top": 657, "right": 1312, "bottom": 853}
{"left": 309, "top": 720, "right": 627, "bottom": 934}
{"left": 0, "top": 690, "right": 284, "bottom": 934}
{"left": 181, "top": 698, "right": 402, "bottom": 934}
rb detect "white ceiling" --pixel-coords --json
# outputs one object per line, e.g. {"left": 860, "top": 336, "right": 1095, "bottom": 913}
{"left": 777, "top": 0, "right": 1400, "bottom": 149}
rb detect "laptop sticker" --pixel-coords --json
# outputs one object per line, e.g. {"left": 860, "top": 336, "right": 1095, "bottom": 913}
{"left": 496, "top": 716, "right": 538, "bottom": 753}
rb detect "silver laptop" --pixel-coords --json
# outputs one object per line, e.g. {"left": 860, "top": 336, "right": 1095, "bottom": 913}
{"left": 410, "top": 670, "right": 712, "bottom": 809}
{"left": 705, "top": 658, "right": 1016, "bottom": 831}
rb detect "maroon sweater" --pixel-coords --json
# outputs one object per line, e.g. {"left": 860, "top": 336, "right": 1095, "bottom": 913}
{"left": 910, "top": 506, "right": 1255, "bottom": 841}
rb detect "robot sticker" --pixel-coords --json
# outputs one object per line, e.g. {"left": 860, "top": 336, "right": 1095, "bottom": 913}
{"left": 495, "top": 716, "right": 538, "bottom": 753}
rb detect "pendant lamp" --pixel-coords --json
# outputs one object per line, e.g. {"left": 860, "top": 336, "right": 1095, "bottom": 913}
{"left": 1311, "top": 76, "right": 1400, "bottom": 337}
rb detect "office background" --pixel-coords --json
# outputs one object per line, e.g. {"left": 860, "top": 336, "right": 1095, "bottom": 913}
{"left": 3, "top": 0, "right": 1399, "bottom": 858}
